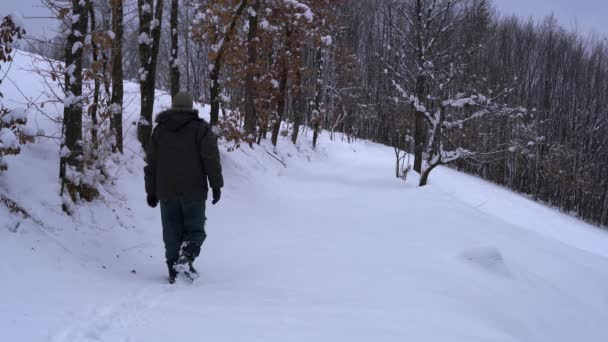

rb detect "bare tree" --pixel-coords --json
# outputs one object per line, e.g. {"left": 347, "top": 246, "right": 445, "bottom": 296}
{"left": 191, "top": 0, "right": 248, "bottom": 127}
{"left": 59, "top": 0, "right": 91, "bottom": 206}
{"left": 137, "top": 0, "right": 164, "bottom": 153}
{"left": 169, "top": 0, "right": 180, "bottom": 97}
{"left": 110, "top": 0, "right": 124, "bottom": 153}
{"left": 243, "top": 0, "right": 260, "bottom": 142}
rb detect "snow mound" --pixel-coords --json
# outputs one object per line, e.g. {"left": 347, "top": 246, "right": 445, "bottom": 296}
{"left": 1, "top": 107, "right": 27, "bottom": 123}
{"left": 0, "top": 127, "right": 18, "bottom": 148}
{"left": 462, "top": 246, "right": 511, "bottom": 277}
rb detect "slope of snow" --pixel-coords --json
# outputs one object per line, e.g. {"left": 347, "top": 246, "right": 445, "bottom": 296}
{"left": 1, "top": 51, "right": 608, "bottom": 342}
{"left": 430, "top": 167, "right": 608, "bottom": 258}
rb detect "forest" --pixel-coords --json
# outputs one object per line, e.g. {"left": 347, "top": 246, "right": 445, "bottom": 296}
{"left": 2, "top": 0, "right": 607, "bottom": 226}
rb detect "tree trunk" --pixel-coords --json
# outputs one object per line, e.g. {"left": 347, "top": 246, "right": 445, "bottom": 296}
{"left": 291, "top": 66, "right": 303, "bottom": 145}
{"left": 209, "top": 63, "right": 222, "bottom": 126}
{"left": 244, "top": 0, "right": 259, "bottom": 142}
{"left": 419, "top": 104, "right": 447, "bottom": 187}
{"left": 394, "top": 147, "right": 401, "bottom": 178}
{"left": 271, "top": 26, "right": 292, "bottom": 147}
{"left": 413, "top": 74, "right": 426, "bottom": 174}
{"left": 312, "top": 46, "right": 324, "bottom": 149}
{"left": 60, "top": 0, "right": 90, "bottom": 199}
{"left": 137, "top": 0, "right": 164, "bottom": 155}
{"left": 169, "top": 0, "right": 180, "bottom": 97}
{"left": 419, "top": 162, "right": 439, "bottom": 186}
{"left": 208, "top": 0, "right": 248, "bottom": 127}
{"left": 111, "top": 0, "right": 124, "bottom": 153}
{"left": 602, "top": 179, "right": 608, "bottom": 226}
{"left": 184, "top": 5, "right": 191, "bottom": 93}
{"left": 88, "top": 2, "right": 99, "bottom": 153}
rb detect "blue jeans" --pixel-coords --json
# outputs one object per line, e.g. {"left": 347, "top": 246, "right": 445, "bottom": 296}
{"left": 160, "top": 198, "right": 207, "bottom": 264}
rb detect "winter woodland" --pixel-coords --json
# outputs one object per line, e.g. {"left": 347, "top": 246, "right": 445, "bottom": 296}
{"left": 2, "top": 0, "right": 608, "bottom": 226}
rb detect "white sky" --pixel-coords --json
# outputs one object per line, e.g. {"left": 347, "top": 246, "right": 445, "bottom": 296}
{"left": 2, "top": 0, "right": 58, "bottom": 39}
{"left": 2, "top": 0, "right": 608, "bottom": 39}
{"left": 493, "top": 0, "right": 608, "bottom": 37}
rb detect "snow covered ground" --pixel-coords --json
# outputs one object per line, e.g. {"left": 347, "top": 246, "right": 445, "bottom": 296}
{"left": 2, "top": 51, "right": 608, "bottom": 342}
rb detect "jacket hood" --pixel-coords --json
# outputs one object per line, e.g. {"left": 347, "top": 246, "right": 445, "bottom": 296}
{"left": 155, "top": 109, "right": 200, "bottom": 132}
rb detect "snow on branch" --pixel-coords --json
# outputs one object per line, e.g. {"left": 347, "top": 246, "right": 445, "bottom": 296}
{"left": 438, "top": 146, "right": 472, "bottom": 164}
{"left": 442, "top": 93, "right": 527, "bottom": 129}
{"left": 282, "top": 0, "right": 314, "bottom": 22}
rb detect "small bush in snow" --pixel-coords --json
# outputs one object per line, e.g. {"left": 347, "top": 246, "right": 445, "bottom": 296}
{"left": 217, "top": 110, "right": 255, "bottom": 152}
{"left": 0, "top": 107, "right": 33, "bottom": 171}
{"left": 0, "top": 15, "right": 27, "bottom": 172}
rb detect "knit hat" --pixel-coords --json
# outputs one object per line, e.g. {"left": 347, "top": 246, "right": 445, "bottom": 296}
{"left": 172, "top": 91, "right": 194, "bottom": 110}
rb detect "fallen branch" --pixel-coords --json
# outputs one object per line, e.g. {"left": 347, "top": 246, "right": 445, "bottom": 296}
{"left": 266, "top": 150, "right": 287, "bottom": 168}
{"left": 1, "top": 194, "right": 54, "bottom": 232}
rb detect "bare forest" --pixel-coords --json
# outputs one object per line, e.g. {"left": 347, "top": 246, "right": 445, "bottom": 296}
{"left": 11, "top": 0, "right": 608, "bottom": 226}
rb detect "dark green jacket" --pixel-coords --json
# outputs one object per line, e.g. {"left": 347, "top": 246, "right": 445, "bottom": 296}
{"left": 144, "top": 109, "right": 223, "bottom": 201}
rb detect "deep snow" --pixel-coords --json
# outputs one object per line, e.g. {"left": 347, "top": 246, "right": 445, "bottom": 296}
{"left": 1, "top": 51, "right": 608, "bottom": 342}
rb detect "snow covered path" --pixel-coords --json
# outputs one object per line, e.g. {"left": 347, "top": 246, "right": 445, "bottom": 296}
{"left": 5, "top": 140, "right": 605, "bottom": 342}
{"left": 2, "top": 51, "right": 608, "bottom": 342}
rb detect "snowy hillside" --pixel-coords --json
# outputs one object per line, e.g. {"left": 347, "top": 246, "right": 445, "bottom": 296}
{"left": 2, "top": 51, "right": 608, "bottom": 342}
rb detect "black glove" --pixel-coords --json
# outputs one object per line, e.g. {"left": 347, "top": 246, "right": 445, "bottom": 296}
{"left": 147, "top": 194, "right": 158, "bottom": 208}
{"left": 211, "top": 188, "right": 221, "bottom": 205}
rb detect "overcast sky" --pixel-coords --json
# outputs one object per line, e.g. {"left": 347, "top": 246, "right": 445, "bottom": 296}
{"left": 3, "top": 0, "right": 58, "bottom": 39}
{"left": 3, "top": 0, "right": 608, "bottom": 39}
{"left": 493, "top": 0, "right": 608, "bottom": 37}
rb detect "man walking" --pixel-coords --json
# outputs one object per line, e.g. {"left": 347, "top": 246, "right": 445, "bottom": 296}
{"left": 144, "top": 92, "right": 223, "bottom": 283}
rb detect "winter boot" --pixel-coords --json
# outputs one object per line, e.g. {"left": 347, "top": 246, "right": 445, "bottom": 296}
{"left": 173, "top": 242, "right": 200, "bottom": 282}
{"left": 188, "top": 261, "right": 199, "bottom": 280}
{"left": 173, "top": 255, "right": 196, "bottom": 282}
{"left": 173, "top": 255, "right": 190, "bottom": 274}
{"left": 167, "top": 260, "right": 178, "bottom": 284}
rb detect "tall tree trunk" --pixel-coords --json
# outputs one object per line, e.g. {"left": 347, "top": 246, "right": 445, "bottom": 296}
{"left": 209, "top": 63, "right": 222, "bottom": 126}
{"left": 602, "top": 171, "right": 608, "bottom": 226}
{"left": 412, "top": 0, "right": 429, "bottom": 175}
{"left": 184, "top": 2, "right": 191, "bottom": 93}
{"left": 111, "top": 0, "right": 124, "bottom": 153}
{"left": 312, "top": 46, "right": 324, "bottom": 149}
{"left": 271, "top": 27, "right": 292, "bottom": 148}
{"left": 413, "top": 74, "right": 426, "bottom": 174}
{"left": 291, "top": 66, "right": 303, "bottom": 145}
{"left": 137, "top": 0, "right": 164, "bottom": 155}
{"left": 244, "top": 0, "right": 260, "bottom": 143}
{"left": 169, "top": 0, "right": 180, "bottom": 97}
{"left": 60, "top": 0, "right": 90, "bottom": 199}
{"left": 209, "top": 0, "right": 247, "bottom": 127}
{"left": 88, "top": 2, "right": 99, "bottom": 153}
